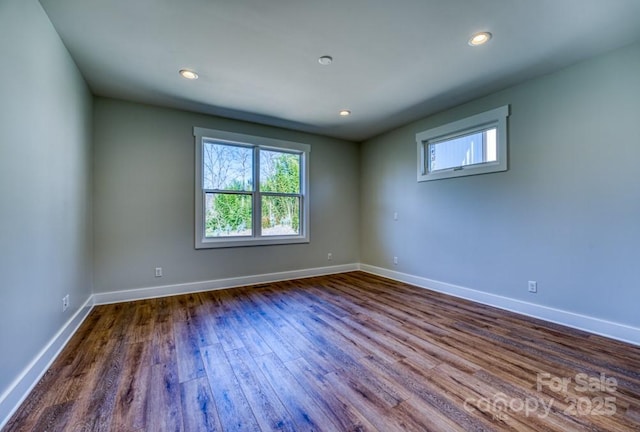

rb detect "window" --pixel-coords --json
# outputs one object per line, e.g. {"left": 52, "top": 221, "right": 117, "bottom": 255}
{"left": 194, "top": 127, "right": 310, "bottom": 248}
{"left": 416, "top": 105, "right": 509, "bottom": 181}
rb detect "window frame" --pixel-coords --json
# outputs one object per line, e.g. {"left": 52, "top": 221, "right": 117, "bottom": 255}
{"left": 416, "top": 105, "right": 510, "bottom": 182}
{"left": 194, "top": 127, "right": 310, "bottom": 249}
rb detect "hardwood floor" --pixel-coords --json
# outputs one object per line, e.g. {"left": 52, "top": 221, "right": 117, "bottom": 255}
{"left": 4, "top": 271, "right": 640, "bottom": 431}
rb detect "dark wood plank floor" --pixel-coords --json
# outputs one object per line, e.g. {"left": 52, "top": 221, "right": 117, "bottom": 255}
{"left": 4, "top": 271, "right": 640, "bottom": 431}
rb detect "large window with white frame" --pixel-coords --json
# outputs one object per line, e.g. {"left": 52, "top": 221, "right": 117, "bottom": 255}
{"left": 194, "top": 127, "right": 310, "bottom": 249}
{"left": 416, "top": 105, "right": 510, "bottom": 182}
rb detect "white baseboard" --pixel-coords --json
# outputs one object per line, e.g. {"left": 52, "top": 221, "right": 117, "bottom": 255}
{"left": 93, "top": 263, "right": 360, "bottom": 305}
{"left": 0, "top": 296, "right": 94, "bottom": 429}
{"left": 359, "top": 264, "right": 640, "bottom": 347}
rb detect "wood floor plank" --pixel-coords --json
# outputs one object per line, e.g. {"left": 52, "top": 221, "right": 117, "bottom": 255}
{"left": 254, "top": 352, "right": 341, "bottom": 432}
{"left": 152, "top": 318, "right": 177, "bottom": 365}
{"left": 234, "top": 293, "right": 302, "bottom": 362}
{"left": 111, "top": 342, "right": 152, "bottom": 431}
{"left": 200, "top": 344, "right": 261, "bottom": 432}
{"left": 220, "top": 291, "right": 276, "bottom": 357}
{"left": 188, "top": 294, "right": 222, "bottom": 347}
{"left": 323, "top": 370, "right": 427, "bottom": 432}
{"left": 174, "top": 319, "right": 207, "bottom": 383}
{"left": 30, "top": 401, "right": 74, "bottom": 432}
{"left": 147, "top": 362, "right": 183, "bottom": 432}
{"left": 66, "top": 336, "right": 126, "bottom": 431}
{"left": 296, "top": 307, "right": 404, "bottom": 365}
{"left": 395, "top": 397, "right": 468, "bottom": 432}
{"left": 2, "top": 369, "right": 66, "bottom": 432}
{"left": 358, "top": 353, "right": 493, "bottom": 431}
{"left": 283, "top": 357, "right": 381, "bottom": 432}
{"left": 245, "top": 293, "right": 337, "bottom": 375}
{"left": 227, "top": 348, "right": 298, "bottom": 432}
{"left": 179, "top": 377, "right": 223, "bottom": 432}
{"left": 427, "top": 363, "right": 541, "bottom": 432}
{"left": 5, "top": 271, "right": 640, "bottom": 432}
{"left": 129, "top": 302, "right": 154, "bottom": 344}
{"left": 202, "top": 291, "right": 246, "bottom": 352}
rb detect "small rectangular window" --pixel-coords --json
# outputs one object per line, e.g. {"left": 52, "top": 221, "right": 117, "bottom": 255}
{"left": 417, "top": 105, "right": 509, "bottom": 181}
{"left": 194, "top": 127, "right": 310, "bottom": 249}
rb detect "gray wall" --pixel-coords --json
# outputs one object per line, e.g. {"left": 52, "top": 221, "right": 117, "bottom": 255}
{"left": 0, "top": 0, "right": 93, "bottom": 398}
{"left": 93, "top": 98, "right": 360, "bottom": 293}
{"left": 360, "top": 41, "right": 640, "bottom": 327}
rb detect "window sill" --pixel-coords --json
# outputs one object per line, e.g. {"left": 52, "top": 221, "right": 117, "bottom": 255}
{"left": 196, "top": 235, "right": 310, "bottom": 249}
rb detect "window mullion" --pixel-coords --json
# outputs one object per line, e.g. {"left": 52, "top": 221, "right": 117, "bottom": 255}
{"left": 203, "top": 189, "right": 252, "bottom": 195}
{"left": 260, "top": 192, "right": 302, "bottom": 198}
{"left": 253, "top": 146, "right": 261, "bottom": 238}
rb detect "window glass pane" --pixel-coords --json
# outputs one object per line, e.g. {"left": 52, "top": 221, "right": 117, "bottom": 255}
{"left": 205, "top": 192, "right": 252, "bottom": 237}
{"left": 260, "top": 150, "right": 300, "bottom": 193}
{"left": 428, "top": 128, "right": 497, "bottom": 173}
{"left": 261, "top": 195, "right": 300, "bottom": 236}
{"left": 486, "top": 128, "right": 497, "bottom": 162}
{"left": 203, "top": 141, "right": 253, "bottom": 191}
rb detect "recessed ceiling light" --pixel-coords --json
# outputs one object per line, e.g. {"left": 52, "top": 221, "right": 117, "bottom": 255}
{"left": 468, "top": 32, "right": 492, "bottom": 46}
{"left": 318, "top": 55, "right": 333, "bottom": 66}
{"left": 339, "top": 109, "right": 351, "bottom": 116}
{"left": 179, "top": 69, "right": 199, "bottom": 80}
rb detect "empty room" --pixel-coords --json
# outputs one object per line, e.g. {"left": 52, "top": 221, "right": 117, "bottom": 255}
{"left": 2, "top": 0, "right": 640, "bottom": 430}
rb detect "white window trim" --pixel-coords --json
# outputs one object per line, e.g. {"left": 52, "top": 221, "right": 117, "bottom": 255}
{"left": 416, "top": 105, "right": 510, "bottom": 182}
{"left": 194, "top": 127, "right": 310, "bottom": 249}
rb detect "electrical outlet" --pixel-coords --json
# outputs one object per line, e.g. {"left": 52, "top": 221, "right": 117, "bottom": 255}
{"left": 62, "top": 294, "right": 70, "bottom": 312}
{"left": 393, "top": 212, "right": 398, "bottom": 221}
{"left": 155, "top": 267, "right": 163, "bottom": 277}
{"left": 393, "top": 256, "right": 398, "bottom": 265}
{"left": 327, "top": 253, "right": 333, "bottom": 261}
{"left": 528, "top": 281, "right": 538, "bottom": 293}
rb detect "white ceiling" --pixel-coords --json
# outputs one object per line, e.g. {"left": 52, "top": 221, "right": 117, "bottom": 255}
{"left": 39, "top": 0, "right": 640, "bottom": 142}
